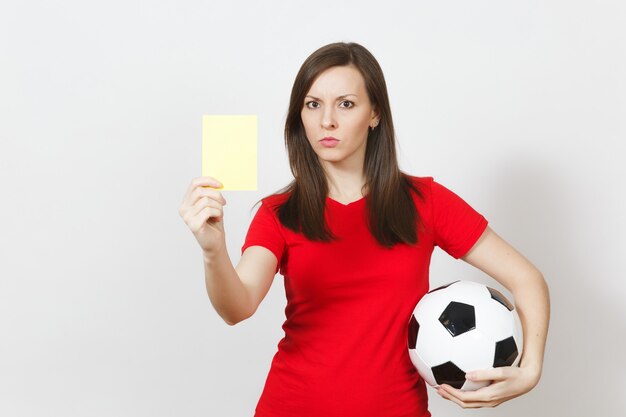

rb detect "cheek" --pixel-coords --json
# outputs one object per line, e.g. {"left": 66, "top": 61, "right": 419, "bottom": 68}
{"left": 346, "top": 116, "right": 371, "bottom": 136}
{"left": 300, "top": 111, "right": 312, "bottom": 129}
{"left": 300, "top": 113, "right": 316, "bottom": 141}
{"left": 344, "top": 111, "right": 370, "bottom": 127}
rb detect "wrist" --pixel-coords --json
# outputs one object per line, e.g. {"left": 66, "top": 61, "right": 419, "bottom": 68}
{"left": 519, "top": 361, "right": 543, "bottom": 387}
{"left": 203, "top": 246, "right": 225, "bottom": 264}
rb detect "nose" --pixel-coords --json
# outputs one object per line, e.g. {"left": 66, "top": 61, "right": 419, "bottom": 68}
{"left": 321, "top": 107, "right": 337, "bottom": 129}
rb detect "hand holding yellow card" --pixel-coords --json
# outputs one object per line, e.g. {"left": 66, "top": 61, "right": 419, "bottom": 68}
{"left": 202, "top": 115, "right": 257, "bottom": 190}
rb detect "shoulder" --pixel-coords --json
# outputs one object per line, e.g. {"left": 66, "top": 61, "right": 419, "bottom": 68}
{"left": 403, "top": 174, "right": 435, "bottom": 197}
{"left": 404, "top": 174, "right": 460, "bottom": 197}
{"left": 403, "top": 175, "right": 457, "bottom": 216}
{"left": 260, "top": 192, "right": 291, "bottom": 212}
{"left": 404, "top": 174, "right": 434, "bottom": 187}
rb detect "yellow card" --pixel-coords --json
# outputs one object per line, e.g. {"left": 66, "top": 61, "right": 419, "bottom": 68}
{"left": 202, "top": 115, "right": 257, "bottom": 190}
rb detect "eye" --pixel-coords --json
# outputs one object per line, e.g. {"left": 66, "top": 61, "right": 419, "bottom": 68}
{"left": 339, "top": 100, "right": 354, "bottom": 108}
{"left": 305, "top": 101, "right": 320, "bottom": 109}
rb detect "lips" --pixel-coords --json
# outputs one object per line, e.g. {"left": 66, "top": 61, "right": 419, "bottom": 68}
{"left": 320, "top": 137, "right": 339, "bottom": 148}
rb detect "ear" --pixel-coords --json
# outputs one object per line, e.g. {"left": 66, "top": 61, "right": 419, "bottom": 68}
{"left": 370, "top": 107, "right": 380, "bottom": 127}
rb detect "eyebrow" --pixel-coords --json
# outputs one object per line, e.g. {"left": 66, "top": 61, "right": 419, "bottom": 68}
{"left": 305, "top": 94, "right": 358, "bottom": 101}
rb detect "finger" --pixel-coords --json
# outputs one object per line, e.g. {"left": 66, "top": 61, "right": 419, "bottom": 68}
{"left": 182, "top": 177, "right": 224, "bottom": 206}
{"left": 180, "top": 196, "right": 219, "bottom": 227}
{"left": 438, "top": 385, "right": 501, "bottom": 409}
{"left": 191, "top": 186, "right": 227, "bottom": 207}
{"left": 466, "top": 367, "right": 510, "bottom": 382}
{"left": 196, "top": 175, "right": 223, "bottom": 189}
{"left": 190, "top": 205, "right": 223, "bottom": 231}
{"left": 439, "top": 383, "right": 490, "bottom": 403}
{"left": 437, "top": 387, "right": 482, "bottom": 409}
{"left": 190, "top": 196, "right": 222, "bottom": 219}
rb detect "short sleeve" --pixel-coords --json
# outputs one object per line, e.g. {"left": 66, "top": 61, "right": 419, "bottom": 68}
{"left": 241, "top": 201, "right": 286, "bottom": 274}
{"left": 430, "top": 180, "right": 489, "bottom": 259}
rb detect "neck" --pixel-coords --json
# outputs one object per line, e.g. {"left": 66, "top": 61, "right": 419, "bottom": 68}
{"left": 322, "top": 163, "right": 367, "bottom": 200}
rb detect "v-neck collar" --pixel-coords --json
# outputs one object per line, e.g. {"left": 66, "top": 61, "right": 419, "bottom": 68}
{"left": 326, "top": 196, "right": 366, "bottom": 208}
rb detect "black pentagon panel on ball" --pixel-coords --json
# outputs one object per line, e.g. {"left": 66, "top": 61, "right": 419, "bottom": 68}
{"left": 432, "top": 361, "right": 466, "bottom": 389}
{"left": 439, "top": 302, "right": 476, "bottom": 337}
{"left": 488, "top": 287, "right": 514, "bottom": 311}
{"left": 428, "top": 280, "right": 460, "bottom": 294}
{"left": 408, "top": 314, "right": 419, "bottom": 349}
{"left": 493, "top": 336, "right": 519, "bottom": 367}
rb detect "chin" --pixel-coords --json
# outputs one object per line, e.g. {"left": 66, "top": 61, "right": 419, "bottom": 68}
{"left": 319, "top": 156, "right": 353, "bottom": 166}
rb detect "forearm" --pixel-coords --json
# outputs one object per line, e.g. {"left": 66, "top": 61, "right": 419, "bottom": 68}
{"left": 511, "top": 272, "right": 550, "bottom": 382}
{"left": 203, "top": 246, "right": 253, "bottom": 325}
{"left": 463, "top": 228, "right": 551, "bottom": 382}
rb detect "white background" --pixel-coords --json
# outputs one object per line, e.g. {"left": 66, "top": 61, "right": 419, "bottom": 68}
{"left": 1, "top": 1, "right": 624, "bottom": 416}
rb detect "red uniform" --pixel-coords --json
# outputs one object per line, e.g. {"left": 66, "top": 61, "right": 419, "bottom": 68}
{"left": 241, "top": 176, "right": 488, "bottom": 417}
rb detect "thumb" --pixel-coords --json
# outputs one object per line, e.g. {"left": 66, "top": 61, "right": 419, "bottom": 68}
{"left": 466, "top": 367, "right": 508, "bottom": 382}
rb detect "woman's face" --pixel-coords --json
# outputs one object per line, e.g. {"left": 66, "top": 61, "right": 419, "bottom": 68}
{"left": 300, "top": 65, "right": 379, "bottom": 171}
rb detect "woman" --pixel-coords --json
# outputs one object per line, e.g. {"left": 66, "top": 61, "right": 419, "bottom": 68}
{"left": 178, "top": 42, "right": 549, "bottom": 416}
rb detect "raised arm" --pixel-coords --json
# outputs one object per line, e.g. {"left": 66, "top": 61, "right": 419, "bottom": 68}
{"left": 179, "top": 176, "right": 278, "bottom": 325}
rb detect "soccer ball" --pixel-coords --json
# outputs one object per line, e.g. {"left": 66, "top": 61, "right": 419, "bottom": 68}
{"left": 407, "top": 280, "right": 523, "bottom": 391}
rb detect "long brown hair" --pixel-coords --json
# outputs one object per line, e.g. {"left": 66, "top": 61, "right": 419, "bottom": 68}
{"left": 262, "top": 41, "right": 423, "bottom": 249}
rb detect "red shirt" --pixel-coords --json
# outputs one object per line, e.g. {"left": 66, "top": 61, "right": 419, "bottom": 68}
{"left": 241, "top": 176, "right": 488, "bottom": 417}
